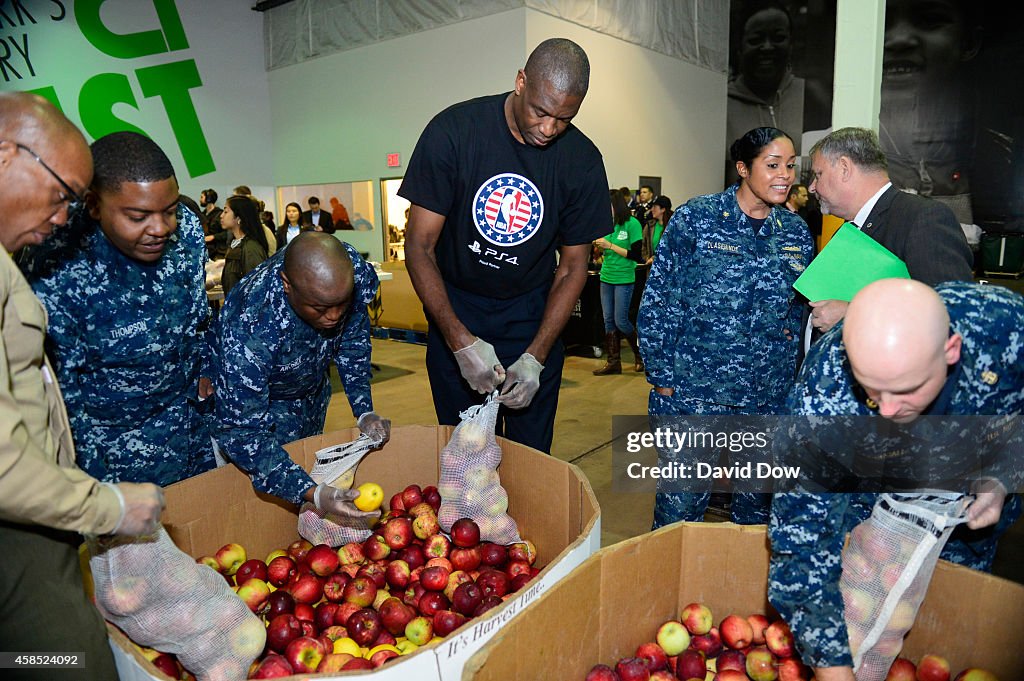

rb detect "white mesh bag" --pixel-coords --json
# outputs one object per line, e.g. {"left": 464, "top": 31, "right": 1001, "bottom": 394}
{"left": 437, "top": 393, "right": 521, "bottom": 544}
{"left": 297, "top": 432, "right": 380, "bottom": 546}
{"left": 839, "top": 491, "right": 970, "bottom": 681}
{"left": 88, "top": 527, "right": 265, "bottom": 681}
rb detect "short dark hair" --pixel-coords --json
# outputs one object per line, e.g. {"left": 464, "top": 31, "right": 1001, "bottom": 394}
{"left": 788, "top": 183, "right": 806, "bottom": 199}
{"left": 308, "top": 196, "right": 320, "bottom": 205}
{"left": 640, "top": 184, "right": 654, "bottom": 194}
{"left": 619, "top": 186, "right": 631, "bottom": 199}
{"left": 203, "top": 188, "right": 218, "bottom": 204}
{"left": 730, "top": 126, "right": 793, "bottom": 170}
{"left": 810, "top": 127, "right": 889, "bottom": 174}
{"left": 90, "top": 131, "right": 174, "bottom": 193}
{"left": 610, "top": 189, "right": 631, "bottom": 227}
{"left": 524, "top": 38, "right": 590, "bottom": 97}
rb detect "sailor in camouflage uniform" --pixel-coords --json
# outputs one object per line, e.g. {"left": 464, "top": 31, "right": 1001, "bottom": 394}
{"left": 638, "top": 127, "right": 812, "bottom": 527}
{"left": 21, "top": 131, "right": 216, "bottom": 487}
{"left": 214, "top": 232, "right": 389, "bottom": 511}
{"left": 769, "top": 279, "right": 1024, "bottom": 676}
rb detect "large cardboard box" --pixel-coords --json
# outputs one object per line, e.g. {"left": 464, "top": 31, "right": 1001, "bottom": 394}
{"left": 464, "top": 522, "right": 1024, "bottom": 680}
{"left": 106, "top": 425, "right": 600, "bottom": 680}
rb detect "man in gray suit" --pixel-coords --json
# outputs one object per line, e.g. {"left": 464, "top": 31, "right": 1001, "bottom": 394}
{"left": 805, "top": 127, "right": 973, "bottom": 335}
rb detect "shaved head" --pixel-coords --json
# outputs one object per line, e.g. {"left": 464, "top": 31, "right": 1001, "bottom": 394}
{"left": 524, "top": 38, "right": 590, "bottom": 97}
{"left": 843, "top": 279, "right": 960, "bottom": 422}
{"left": 0, "top": 92, "right": 92, "bottom": 250}
{"left": 281, "top": 232, "right": 355, "bottom": 331}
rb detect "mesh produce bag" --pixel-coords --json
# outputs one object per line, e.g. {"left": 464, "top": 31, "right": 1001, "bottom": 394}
{"left": 297, "top": 433, "right": 381, "bottom": 546}
{"left": 88, "top": 527, "right": 265, "bottom": 681}
{"left": 438, "top": 393, "right": 522, "bottom": 544}
{"left": 839, "top": 491, "right": 970, "bottom": 681}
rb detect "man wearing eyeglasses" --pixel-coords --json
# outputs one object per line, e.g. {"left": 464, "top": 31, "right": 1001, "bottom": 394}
{"left": 0, "top": 92, "right": 165, "bottom": 678}
{"left": 21, "top": 130, "right": 217, "bottom": 489}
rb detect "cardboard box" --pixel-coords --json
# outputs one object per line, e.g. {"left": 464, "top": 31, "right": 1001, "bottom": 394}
{"left": 464, "top": 522, "right": 1024, "bottom": 680}
{"left": 106, "top": 425, "right": 600, "bottom": 680}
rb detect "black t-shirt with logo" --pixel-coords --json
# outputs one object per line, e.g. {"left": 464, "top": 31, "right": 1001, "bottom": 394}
{"left": 399, "top": 93, "right": 610, "bottom": 299}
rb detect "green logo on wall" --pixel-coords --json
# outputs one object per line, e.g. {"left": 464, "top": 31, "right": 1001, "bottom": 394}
{"left": 3, "top": 0, "right": 215, "bottom": 178}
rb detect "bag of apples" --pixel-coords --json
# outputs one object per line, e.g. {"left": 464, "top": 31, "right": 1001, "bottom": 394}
{"left": 839, "top": 491, "right": 970, "bottom": 681}
{"left": 437, "top": 393, "right": 522, "bottom": 545}
{"left": 88, "top": 527, "right": 266, "bottom": 681}
{"left": 297, "top": 433, "right": 381, "bottom": 546}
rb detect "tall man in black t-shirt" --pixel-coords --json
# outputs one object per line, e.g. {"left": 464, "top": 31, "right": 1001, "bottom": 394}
{"left": 399, "top": 38, "right": 611, "bottom": 453}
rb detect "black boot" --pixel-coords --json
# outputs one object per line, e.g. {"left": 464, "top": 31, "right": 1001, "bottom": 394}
{"left": 593, "top": 332, "right": 622, "bottom": 375}
{"left": 626, "top": 331, "right": 644, "bottom": 372}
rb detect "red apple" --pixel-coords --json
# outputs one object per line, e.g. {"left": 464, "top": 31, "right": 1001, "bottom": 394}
{"left": 288, "top": 573, "right": 324, "bottom": 605}
{"left": 234, "top": 558, "right": 268, "bottom": 586}
{"left": 347, "top": 607, "right": 382, "bottom": 646}
{"left": 426, "top": 556, "right": 453, "bottom": 572}
{"left": 320, "top": 625, "right": 347, "bottom": 642}
{"left": 718, "top": 649, "right": 747, "bottom": 672}
{"left": 680, "top": 602, "right": 713, "bottom": 635}
{"left": 507, "top": 540, "right": 537, "bottom": 565}
{"left": 342, "top": 657, "right": 374, "bottom": 670}
{"left": 305, "top": 544, "right": 340, "bottom": 577}
{"left": 413, "top": 512, "right": 441, "bottom": 540}
{"left": 475, "top": 568, "right": 510, "bottom": 599}
{"left": 418, "top": 590, "right": 450, "bottom": 617}
{"left": 747, "top": 613, "right": 770, "bottom": 645}
{"left": 151, "top": 653, "right": 181, "bottom": 679}
{"left": 400, "top": 544, "right": 428, "bottom": 570}
{"left": 675, "top": 649, "right": 707, "bottom": 681}
{"left": 370, "top": 648, "right": 400, "bottom": 667}
{"left": 287, "top": 539, "right": 313, "bottom": 564}
{"left": 284, "top": 636, "right": 326, "bottom": 673}
{"left": 385, "top": 559, "right": 411, "bottom": 590}
{"left": 333, "top": 601, "right": 360, "bottom": 627}
{"left": 635, "top": 641, "right": 669, "bottom": 672}
{"left": 424, "top": 534, "right": 451, "bottom": 560}
{"left": 266, "top": 614, "right": 303, "bottom": 653}
{"left": 372, "top": 630, "right": 397, "bottom": 648}
{"left": 585, "top": 664, "right": 620, "bottom": 681}
{"left": 342, "top": 575, "right": 377, "bottom": 608}
{"left": 450, "top": 518, "right": 481, "bottom": 548}
{"left": 917, "top": 655, "right": 951, "bottom": 681}
{"left": 764, "top": 620, "right": 795, "bottom": 658}
{"left": 336, "top": 542, "right": 365, "bottom": 566}
{"left": 401, "top": 484, "right": 423, "bottom": 508}
{"left": 423, "top": 485, "right": 442, "bottom": 511}
{"left": 357, "top": 562, "right": 387, "bottom": 589}
{"left": 420, "top": 565, "right": 450, "bottom": 591}
{"left": 266, "top": 555, "right": 297, "bottom": 588}
{"left": 403, "top": 580, "right": 427, "bottom": 609}
{"left": 745, "top": 645, "right": 778, "bottom": 681}
{"left": 505, "top": 559, "right": 531, "bottom": 579}
{"left": 293, "top": 602, "right": 314, "bottom": 623}
{"left": 615, "top": 657, "right": 651, "bottom": 681}
{"left": 407, "top": 502, "right": 435, "bottom": 518}
{"left": 443, "top": 569, "right": 472, "bottom": 601}
{"left": 720, "top": 614, "right": 754, "bottom": 649}
{"left": 716, "top": 671, "right": 749, "bottom": 681}
{"left": 214, "top": 543, "right": 247, "bottom": 576}
{"left": 322, "top": 571, "right": 350, "bottom": 602}
{"left": 474, "top": 595, "right": 503, "bottom": 616}
{"left": 509, "top": 573, "right": 533, "bottom": 592}
{"left": 314, "top": 602, "right": 339, "bottom": 632}
{"left": 384, "top": 517, "right": 414, "bottom": 550}
{"left": 236, "top": 578, "right": 270, "bottom": 613}
{"left": 362, "top": 534, "right": 392, "bottom": 562}
{"left": 266, "top": 590, "right": 295, "bottom": 619}
{"left": 450, "top": 546, "right": 482, "bottom": 572}
{"left": 690, "top": 626, "right": 722, "bottom": 658}
{"left": 389, "top": 493, "right": 406, "bottom": 512}
{"left": 451, "top": 581, "right": 483, "bottom": 616}
{"left": 378, "top": 596, "right": 416, "bottom": 635}
{"left": 479, "top": 542, "right": 508, "bottom": 567}
{"left": 432, "top": 609, "right": 468, "bottom": 637}
{"left": 777, "top": 657, "right": 810, "bottom": 681}
{"left": 250, "top": 653, "right": 294, "bottom": 678}
{"left": 886, "top": 657, "right": 917, "bottom": 681}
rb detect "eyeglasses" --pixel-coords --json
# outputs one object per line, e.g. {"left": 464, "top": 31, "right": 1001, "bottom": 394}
{"left": 4, "top": 140, "right": 85, "bottom": 222}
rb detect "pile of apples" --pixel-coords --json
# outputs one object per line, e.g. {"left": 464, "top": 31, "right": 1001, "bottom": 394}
{"left": 185, "top": 483, "right": 540, "bottom": 679}
{"left": 887, "top": 655, "right": 1000, "bottom": 681}
{"left": 585, "top": 602, "right": 807, "bottom": 681}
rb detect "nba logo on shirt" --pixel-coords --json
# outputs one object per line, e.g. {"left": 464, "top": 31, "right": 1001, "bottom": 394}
{"left": 472, "top": 173, "right": 544, "bottom": 247}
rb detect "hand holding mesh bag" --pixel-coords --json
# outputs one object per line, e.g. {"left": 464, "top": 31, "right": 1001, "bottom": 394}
{"left": 297, "top": 433, "right": 382, "bottom": 546}
{"left": 89, "top": 527, "right": 265, "bottom": 681}
{"left": 839, "top": 491, "right": 970, "bottom": 681}
{"left": 438, "top": 393, "right": 522, "bottom": 545}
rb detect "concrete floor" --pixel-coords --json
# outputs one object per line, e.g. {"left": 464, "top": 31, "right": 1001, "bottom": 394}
{"left": 323, "top": 337, "right": 1023, "bottom": 585}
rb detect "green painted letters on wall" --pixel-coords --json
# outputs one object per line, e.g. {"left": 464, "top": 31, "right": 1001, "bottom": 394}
{"left": 137, "top": 61, "right": 214, "bottom": 177}
{"left": 79, "top": 72, "right": 147, "bottom": 139}
{"left": 75, "top": 0, "right": 189, "bottom": 59}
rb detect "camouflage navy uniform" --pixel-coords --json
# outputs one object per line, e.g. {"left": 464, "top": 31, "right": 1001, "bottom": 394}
{"left": 21, "top": 205, "right": 216, "bottom": 486}
{"left": 214, "top": 243, "right": 378, "bottom": 506}
{"left": 638, "top": 184, "right": 813, "bottom": 526}
{"left": 769, "top": 281, "right": 1024, "bottom": 668}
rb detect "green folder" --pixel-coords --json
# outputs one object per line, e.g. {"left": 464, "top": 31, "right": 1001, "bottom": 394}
{"left": 793, "top": 223, "right": 910, "bottom": 301}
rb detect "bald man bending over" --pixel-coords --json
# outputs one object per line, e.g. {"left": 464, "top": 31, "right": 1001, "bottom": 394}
{"left": 768, "top": 279, "right": 1024, "bottom": 681}
{"left": 214, "top": 232, "right": 388, "bottom": 519}
{"left": 0, "top": 92, "right": 164, "bottom": 678}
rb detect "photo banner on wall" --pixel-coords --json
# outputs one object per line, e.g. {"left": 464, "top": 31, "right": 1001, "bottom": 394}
{"left": 1, "top": 0, "right": 217, "bottom": 179}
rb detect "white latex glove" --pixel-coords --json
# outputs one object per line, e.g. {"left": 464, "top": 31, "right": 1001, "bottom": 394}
{"left": 497, "top": 353, "right": 544, "bottom": 409}
{"left": 454, "top": 338, "right": 505, "bottom": 393}
{"left": 314, "top": 484, "right": 380, "bottom": 521}
{"left": 966, "top": 478, "right": 1007, "bottom": 529}
{"left": 357, "top": 411, "right": 391, "bottom": 444}
{"left": 107, "top": 482, "right": 165, "bottom": 536}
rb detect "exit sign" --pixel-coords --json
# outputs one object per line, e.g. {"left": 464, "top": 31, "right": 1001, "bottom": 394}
{"left": 386, "top": 153, "right": 401, "bottom": 167}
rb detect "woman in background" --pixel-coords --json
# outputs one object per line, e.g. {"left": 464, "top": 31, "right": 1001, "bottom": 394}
{"left": 220, "top": 195, "right": 269, "bottom": 295}
{"left": 276, "top": 202, "right": 305, "bottom": 249}
{"left": 593, "top": 189, "right": 644, "bottom": 375}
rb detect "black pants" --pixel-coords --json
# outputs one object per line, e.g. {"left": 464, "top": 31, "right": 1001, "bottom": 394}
{"left": 0, "top": 522, "right": 119, "bottom": 680}
{"left": 425, "top": 282, "right": 565, "bottom": 453}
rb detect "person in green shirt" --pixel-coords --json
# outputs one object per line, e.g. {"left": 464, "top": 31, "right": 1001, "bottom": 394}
{"left": 646, "top": 195, "right": 673, "bottom": 264}
{"left": 593, "top": 189, "right": 644, "bottom": 374}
